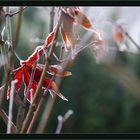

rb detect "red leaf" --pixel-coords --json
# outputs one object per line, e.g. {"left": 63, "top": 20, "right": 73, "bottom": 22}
{"left": 44, "top": 31, "right": 55, "bottom": 49}
{"left": 38, "top": 31, "right": 55, "bottom": 56}
{"left": 23, "top": 66, "right": 32, "bottom": 87}
{"left": 20, "top": 48, "right": 39, "bottom": 67}
{"left": 33, "top": 67, "right": 42, "bottom": 82}
{"left": 13, "top": 67, "right": 23, "bottom": 93}
{"left": 7, "top": 67, "right": 23, "bottom": 99}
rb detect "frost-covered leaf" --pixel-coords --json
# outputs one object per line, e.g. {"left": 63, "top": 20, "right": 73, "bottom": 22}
{"left": 44, "top": 31, "right": 55, "bottom": 49}
{"left": 20, "top": 48, "right": 39, "bottom": 67}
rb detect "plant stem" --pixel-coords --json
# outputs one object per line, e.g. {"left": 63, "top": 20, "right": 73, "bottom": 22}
{"left": 25, "top": 7, "right": 56, "bottom": 133}
{"left": 20, "top": 15, "right": 61, "bottom": 134}
{"left": 10, "top": 7, "right": 27, "bottom": 17}
{"left": 7, "top": 80, "right": 17, "bottom": 133}
{"left": 124, "top": 31, "right": 140, "bottom": 52}
{"left": 49, "top": 7, "right": 55, "bottom": 33}
{"left": 13, "top": 6, "right": 23, "bottom": 49}
{"left": 36, "top": 46, "right": 66, "bottom": 134}
{"left": 0, "top": 41, "right": 8, "bottom": 74}
{"left": 0, "top": 7, "right": 2, "bottom": 31}
{"left": 55, "top": 110, "right": 73, "bottom": 134}
{"left": 36, "top": 94, "right": 57, "bottom": 133}
{"left": 36, "top": 46, "right": 77, "bottom": 133}
{"left": 0, "top": 108, "right": 17, "bottom": 133}
{"left": 115, "top": 24, "right": 140, "bottom": 53}
{"left": 27, "top": 71, "right": 56, "bottom": 133}
{"left": 26, "top": 94, "right": 45, "bottom": 133}
{"left": 0, "top": 69, "right": 10, "bottom": 108}
{"left": 0, "top": 7, "right": 14, "bottom": 108}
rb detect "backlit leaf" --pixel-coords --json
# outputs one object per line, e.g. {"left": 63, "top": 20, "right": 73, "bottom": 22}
{"left": 44, "top": 31, "right": 55, "bottom": 49}
{"left": 75, "top": 10, "right": 92, "bottom": 29}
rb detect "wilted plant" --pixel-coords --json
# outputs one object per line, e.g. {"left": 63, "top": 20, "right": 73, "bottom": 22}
{"left": 0, "top": 6, "right": 140, "bottom": 134}
{"left": 0, "top": 6, "right": 98, "bottom": 134}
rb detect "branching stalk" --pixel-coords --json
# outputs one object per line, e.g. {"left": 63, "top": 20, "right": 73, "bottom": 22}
{"left": 0, "top": 108, "right": 17, "bottom": 133}
{"left": 36, "top": 46, "right": 67, "bottom": 133}
{"left": 49, "top": 7, "right": 55, "bottom": 33}
{"left": 118, "top": 25, "right": 140, "bottom": 53}
{"left": 55, "top": 110, "right": 73, "bottom": 134}
{"left": 0, "top": 7, "right": 14, "bottom": 108}
{"left": 9, "top": 7, "right": 27, "bottom": 17}
{"left": 25, "top": 7, "right": 57, "bottom": 133}
{"left": 27, "top": 71, "right": 56, "bottom": 133}
{"left": 13, "top": 6, "right": 23, "bottom": 49}
{"left": 20, "top": 14, "right": 62, "bottom": 133}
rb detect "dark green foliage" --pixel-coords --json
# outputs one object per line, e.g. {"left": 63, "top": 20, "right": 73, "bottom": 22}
{"left": 46, "top": 50, "right": 140, "bottom": 133}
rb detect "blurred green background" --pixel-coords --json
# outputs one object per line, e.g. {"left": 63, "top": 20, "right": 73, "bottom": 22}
{"left": 1, "top": 7, "right": 140, "bottom": 133}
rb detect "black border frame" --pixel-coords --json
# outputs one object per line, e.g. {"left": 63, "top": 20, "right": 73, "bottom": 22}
{"left": 1, "top": 133, "right": 140, "bottom": 139}
{"left": 0, "top": 1, "right": 140, "bottom": 6}
{"left": 1, "top": 0, "right": 140, "bottom": 139}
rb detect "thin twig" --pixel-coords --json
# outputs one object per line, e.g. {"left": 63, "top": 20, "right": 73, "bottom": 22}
{"left": 13, "top": 6, "right": 23, "bottom": 49}
{"left": 118, "top": 25, "right": 140, "bottom": 53}
{"left": 0, "top": 7, "right": 3, "bottom": 40}
{"left": 36, "top": 45, "right": 66, "bottom": 134}
{"left": 30, "top": 7, "right": 58, "bottom": 133}
{"left": 49, "top": 7, "right": 55, "bottom": 33}
{"left": 14, "top": 51, "right": 21, "bottom": 61}
{"left": 0, "top": 69, "right": 10, "bottom": 107}
{"left": 36, "top": 94, "right": 57, "bottom": 133}
{"left": 55, "top": 110, "right": 73, "bottom": 134}
{"left": 24, "top": 61, "right": 38, "bottom": 103}
{"left": 10, "top": 7, "right": 27, "bottom": 17}
{"left": 27, "top": 70, "right": 56, "bottom": 133}
{"left": 0, "top": 7, "right": 14, "bottom": 108}
{"left": 0, "top": 108, "right": 17, "bottom": 133}
{"left": 14, "top": 92, "right": 23, "bottom": 107}
{"left": 106, "top": 19, "right": 140, "bottom": 53}
{"left": 53, "top": 52, "right": 59, "bottom": 61}
{"left": 40, "top": 64, "right": 72, "bottom": 133}
{"left": 26, "top": 8, "right": 63, "bottom": 133}
{"left": 7, "top": 79, "right": 17, "bottom": 133}
{"left": 0, "top": 41, "right": 8, "bottom": 73}
{"left": 58, "top": 45, "right": 65, "bottom": 64}
{"left": 105, "top": 19, "right": 140, "bottom": 52}
{"left": 26, "top": 92, "right": 45, "bottom": 133}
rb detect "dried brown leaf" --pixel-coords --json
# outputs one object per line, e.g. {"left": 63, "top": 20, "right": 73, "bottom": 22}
{"left": 48, "top": 65, "right": 72, "bottom": 77}
{"left": 61, "top": 12, "right": 78, "bottom": 49}
{"left": 75, "top": 10, "right": 92, "bottom": 29}
{"left": 113, "top": 28, "right": 124, "bottom": 43}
